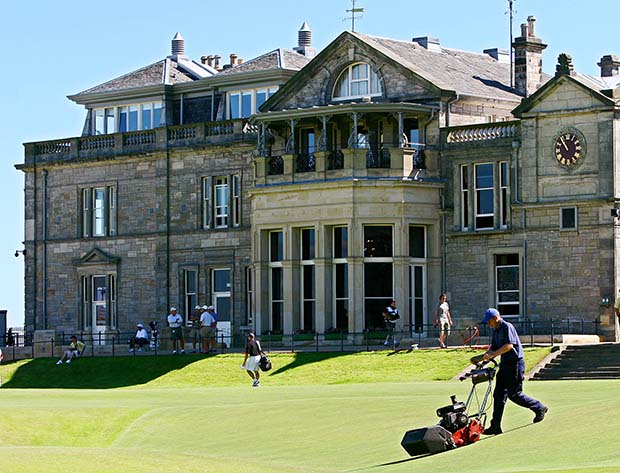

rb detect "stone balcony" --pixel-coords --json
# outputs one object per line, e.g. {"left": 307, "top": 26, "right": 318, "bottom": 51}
{"left": 21, "top": 119, "right": 257, "bottom": 167}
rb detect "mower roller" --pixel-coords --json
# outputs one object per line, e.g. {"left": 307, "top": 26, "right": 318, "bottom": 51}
{"left": 401, "top": 359, "right": 498, "bottom": 456}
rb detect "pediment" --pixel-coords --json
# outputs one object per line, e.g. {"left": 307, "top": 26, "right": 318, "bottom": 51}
{"left": 76, "top": 247, "right": 120, "bottom": 266}
{"left": 513, "top": 74, "right": 614, "bottom": 117}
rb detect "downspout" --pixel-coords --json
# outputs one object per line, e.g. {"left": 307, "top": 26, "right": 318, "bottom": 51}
{"left": 211, "top": 89, "right": 216, "bottom": 121}
{"left": 440, "top": 191, "right": 447, "bottom": 292}
{"left": 42, "top": 169, "right": 48, "bottom": 330}
{"left": 180, "top": 93, "right": 184, "bottom": 125}
{"left": 445, "top": 94, "right": 459, "bottom": 128}
{"left": 166, "top": 149, "right": 171, "bottom": 313}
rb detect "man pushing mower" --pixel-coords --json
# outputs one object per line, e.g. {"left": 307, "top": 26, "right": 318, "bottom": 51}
{"left": 470, "top": 308, "right": 548, "bottom": 435}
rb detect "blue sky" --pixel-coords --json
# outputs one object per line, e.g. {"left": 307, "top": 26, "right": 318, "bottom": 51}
{"left": 0, "top": 0, "right": 616, "bottom": 327}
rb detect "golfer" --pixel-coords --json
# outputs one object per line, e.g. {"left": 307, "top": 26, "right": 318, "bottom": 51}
{"left": 242, "top": 333, "right": 261, "bottom": 387}
{"left": 471, "top": 308, "right": 548, "bottom": 435}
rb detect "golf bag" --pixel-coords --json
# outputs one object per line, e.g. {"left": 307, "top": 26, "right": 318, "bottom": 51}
{"left": 401, "top": 359, "right": 497, "bottom": 456}
{"left": 149, "top": 321, "right": 160, "bottom": 350}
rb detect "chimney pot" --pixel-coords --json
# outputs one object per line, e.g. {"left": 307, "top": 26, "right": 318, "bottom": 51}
{"left": 237, "top": 58, "right": 244, "bottom": 65}
{"left": 230, "top": 53, "right": 238, "bottom": 66}
{"left": 412, "top": 36, "right": 441, "bottom": 52}
{"left": 527, "top": 16, "right": 536, "bottom": 37}
{"left": 214, "top": 55, "right": 221, "bottom": 70}
{"left": 598, "top": 54, "right": 620, "bottom": 77}
{"left": 200, "top": 55, "right": 208, "bottom": 65}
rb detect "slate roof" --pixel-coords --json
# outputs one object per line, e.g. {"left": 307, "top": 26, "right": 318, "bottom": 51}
{"left": 353, "top": 32, "right": 524, "bottom": 101}
{"left": 217, "top": 48, "right": 311, "bottom": 76}
{"left": 74, "top": 57, "right": 212, "bottom": 96}
{"left": 571, "top": 73, "right": 620, "bottom": 92}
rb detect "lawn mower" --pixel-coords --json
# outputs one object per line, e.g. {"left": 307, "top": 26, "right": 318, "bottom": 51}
{"left": 401, "top": 359, "right": 498, "bottom": 456}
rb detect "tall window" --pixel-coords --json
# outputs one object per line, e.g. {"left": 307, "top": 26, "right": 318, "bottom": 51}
{"left": 363, "top": 226, "right": 393, "bottom": 328}
{"left": 182, "top": 269, "right": 198, "bottom": 326}
{"left": 202, "top": 175, "right": 241, "bottom": 229}
{"left": 92, "top": 102, "right": 162, "bottom": 135}
{"left": 228, "top": 87, "right": 278, "bottom": 119}
{"left": 495, "top": 254, "right": 520, "bottom": 317}
{"left": 461, "top": 165, "right": 469, "bottom": 230}
{"left": 300, "top": 228, "right": 315, "bottom": 331}
{"left": 82, "top": 186, "right": 117, "bottom": 237}
{"left": 500, "top": 162, "right": 508, "bottom": 228}
{"left": 269, "top": 231, "right": 284, "bottom": 332}
{"left": 333, "top": 63, "right": 382, "bottom": 100}
{"left": 409, "top": 226, "right": 426, "bottom": 258}
{"left": 560, "top": 207, "right": 577, "bottom": 230}
{"left": 475, "top": 163, "right": 494, "bottom": 230}
{"left": 246, "top": 267, "right": 254, "bottom": 325}
{"left": 333, "top": 226, "right": 348, "bottom": 331}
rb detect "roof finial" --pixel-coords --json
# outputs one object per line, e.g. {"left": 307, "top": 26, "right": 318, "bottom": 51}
{"left": 555, "top": 53, "right": 574, "bottom": 76}
{"left": 171, "top": 32, "right": 185, "bottom": 58}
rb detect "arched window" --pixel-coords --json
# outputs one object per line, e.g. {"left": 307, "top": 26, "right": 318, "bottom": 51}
{"left": 332, "top": 63, "right": 382, "bottom": 100}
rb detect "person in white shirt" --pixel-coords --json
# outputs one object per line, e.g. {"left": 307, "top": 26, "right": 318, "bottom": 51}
{"left": 200, "top": 305, "right": 217, "bottom": 354}
{"left": 167, "top": 307, "right": 185, "bottom": 354}
{"left": 129, "top": 323, "right": 149, "bottom": 352}
{"left": 433, "top": 294, "right": 453, "bottom": 348}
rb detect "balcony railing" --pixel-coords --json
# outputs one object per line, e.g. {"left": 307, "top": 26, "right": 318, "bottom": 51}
{"left": 445, "top": 121, "right": 520, "bottom": 144}
{"left": 25, "top": 119, "right": 256, "bottom": 164}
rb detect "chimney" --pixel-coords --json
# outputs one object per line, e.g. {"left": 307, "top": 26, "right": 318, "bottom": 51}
{"left": 229, "top": 53, "right": 238, "bottom": 66}
{"left": 598, "top": 55, "right": 620, "bottom": 77}
{"left": 214, "top": 55, "right": 222, "bottom": 70}
{"left": 200, "top": 55, "right": 208, "bottom": 65}
{"left": 483, "top": 48, "right": 510, "bottom": 64}
{"left": 412, "top": 36, "right": 441, "bottom": 52}
{"left": 512, "top": 16, "right": 547, "bottom": 97}
{"left": 170, "top": 32, "right": 185, "bottom": 58}
{"left": 237, "top": 58, "right": 244, "bottom": 65}
{"left": 293, "top": 22, "right": 317, "bottom": 58}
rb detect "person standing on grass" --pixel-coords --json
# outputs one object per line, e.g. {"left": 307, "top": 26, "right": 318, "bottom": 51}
{"left": 200, "top": 305, "right": 217, "bottom": 354}
{"left": 433, "top": 294, "right": 452, "bottom": 348}
{"left": 242, "top": 333, "right": 262, "bottom": 387}
{"left": 471, "top": 308, "right": 548, "bottom": 435}
{"left": 382, "top": 300, "right": 400, "bottom": 346}
{"left": 167, "top": 307, "right": 185, "bottom": 355}
{"left": 189, "top": 305, "right": 203, "bottom": 353}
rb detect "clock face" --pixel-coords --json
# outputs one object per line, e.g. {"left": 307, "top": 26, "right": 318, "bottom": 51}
{"left": 554, "top": 132, "right": 583, "bottom": 166}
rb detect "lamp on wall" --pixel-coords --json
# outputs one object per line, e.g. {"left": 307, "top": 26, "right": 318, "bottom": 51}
{"left": 14, "top": 249, "right": 26, "bottom": 258}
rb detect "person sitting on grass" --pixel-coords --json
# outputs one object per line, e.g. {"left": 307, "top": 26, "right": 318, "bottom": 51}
{"left": 129, "top": 323, "right": 149, "bottom": 352}
{"left": 56, "top": 335, "right": 86, "bottom": 365}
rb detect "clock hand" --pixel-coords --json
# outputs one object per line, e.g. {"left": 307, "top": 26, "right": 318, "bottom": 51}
{"left": 559, "top": 136, "right": 569, "bottom": 151}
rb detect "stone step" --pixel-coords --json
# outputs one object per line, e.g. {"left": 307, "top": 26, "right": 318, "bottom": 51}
{"left": 532, "top": 343, "right": 620, "bottom": 381}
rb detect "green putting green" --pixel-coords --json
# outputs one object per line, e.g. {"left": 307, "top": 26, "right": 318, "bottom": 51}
{"left": 1, "top": 349, "right": 616, "bottom": 473}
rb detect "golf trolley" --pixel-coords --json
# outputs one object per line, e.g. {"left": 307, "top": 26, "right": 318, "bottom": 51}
{"left": 401, "top": 359, "right": 498, "bottom": 456}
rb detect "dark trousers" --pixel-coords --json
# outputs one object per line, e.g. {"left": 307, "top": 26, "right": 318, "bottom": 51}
{"left": 130, "top": 337, "right": 149, "bottom": 349}
{"left": 491, "top": 358, "right": 544, "bottom": 427}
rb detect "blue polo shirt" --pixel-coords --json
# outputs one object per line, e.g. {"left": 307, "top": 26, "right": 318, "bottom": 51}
{"left": 491, "top": 319, "right": 523, "bottom": 363}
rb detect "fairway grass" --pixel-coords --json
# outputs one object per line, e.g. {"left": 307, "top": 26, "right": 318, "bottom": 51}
{"left": 3, "top": 348, "right": 616, "bottom": 473}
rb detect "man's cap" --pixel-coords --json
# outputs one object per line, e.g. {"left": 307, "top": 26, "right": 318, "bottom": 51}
{"left": 202, "top": 305, "right": 209, "bottom": 310}
{"left": 170, "top": 307, "right": 177, "bottom": 311}
{"left": 248, "top": 332, "right": 255, "bottom": 338}
{"left": 194, "top": 305, "right": 201, "bottom": 310}
{"left": 480, "top": 308, "right": 500, "bottom": 324}
{"left": 137, "top": 323, "right": 144, "bottom": 328}
{"left": 207, "top": 306, "right": 214, "bottom": 310}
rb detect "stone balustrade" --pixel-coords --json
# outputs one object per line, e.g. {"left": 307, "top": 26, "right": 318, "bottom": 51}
{"left": 445, "top": 121, "right": 520, "bottom": 143}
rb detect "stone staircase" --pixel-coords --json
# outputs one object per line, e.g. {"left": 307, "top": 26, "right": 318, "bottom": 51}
{"left": 532, "top": 343, "right": 620, "bottom": 380}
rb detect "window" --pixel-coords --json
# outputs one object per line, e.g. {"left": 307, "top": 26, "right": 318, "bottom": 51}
{"left": 461, "top": 161, "right": 510, "bottom": 231}
{"left": 228, "top": 87, "right": 278, "bottom": 119}
{"left": 202, "top": 175, "right": 241, "bottom": 229}
{"left": 560, "top": 207, "right": 577, "bottom": 230}
{"left": 475, "top": 163, "right": 495, "bottom": 230}
{"left": 92, "top": 102, "right": 162, "bottom": 135}
{"left": 333, "top": 63, "right": 382, "bottom": 100}
{"left": 333, "top": 226, "right": 349, "bottom": 331}
{"left": 80, "top": 274, "right": 117, "bottom": 330}
{"left": 363, "top": 225, "right": 393, "bottom": 328}
{"left": 495, "top": 254, "right": 520, "bottom": 317}
{"left": 364, "top": 226, "right": 392, "bottom": 257}
{"left": 269, "top": 230, "right": 284, "bottom": 332}
{"left": 246, "top": 267, "right": 254, "bottom": 325}
{"left": 300, "top": 229, "right": 315, "bottom": 331}
{"left": 182, "top": 269, "right": 198, "bottom": 326}
{"left": 409, "top": 226, "right": 426, "bottom": 258}
{"left": 409, "top": 265, "right": 425, "bottom": 333}
{"left": 82, "top": 186, "right": 117, "bottom": 237}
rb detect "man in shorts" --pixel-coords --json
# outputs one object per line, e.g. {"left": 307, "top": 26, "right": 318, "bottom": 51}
{"left": 433, "top": 294, "right": 453, "bottom": 348}
{"left": 242, "top": 333, "right": 262, "bottom": 387}
{"left": 167, "top": 307, "right": 185, "bottom": 355}
{"left": 200, "top": 305, "right": 217, "bottom": 354}
{"left": 189, "top": 305, "right": 203, "bottom": 353}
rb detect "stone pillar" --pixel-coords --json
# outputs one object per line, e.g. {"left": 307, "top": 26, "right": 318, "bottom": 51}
{"left": 512, "top": 16, "right": 547, "bottom": 97}
{"left": 33, "top": 329, "right": 58, "bottom": 358}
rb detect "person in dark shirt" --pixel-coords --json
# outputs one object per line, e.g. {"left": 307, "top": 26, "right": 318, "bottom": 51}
{"left": 242, "top": 333, "right": 262, "bottom": 387}
{"left": 471, "top": 308, "right": 548, "bottom": 435}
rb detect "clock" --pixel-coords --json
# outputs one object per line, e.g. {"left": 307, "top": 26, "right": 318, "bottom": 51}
{"left": 554, "top": 131, "right": 584, "bottom": 167}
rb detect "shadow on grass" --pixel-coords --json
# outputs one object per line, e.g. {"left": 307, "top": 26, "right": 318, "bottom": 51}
{"left": 2, "top": 355, "right": 205, "bottom": 389}
{"left": 269, "top": 352, "right": 352, "bottom": 376}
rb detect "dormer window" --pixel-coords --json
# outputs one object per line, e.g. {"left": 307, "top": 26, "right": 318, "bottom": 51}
{"left": 332, "top": 63, "right": 381, "bottom": 101}
{"left": 92, "top": 101, "right": 163, "bottom": 135}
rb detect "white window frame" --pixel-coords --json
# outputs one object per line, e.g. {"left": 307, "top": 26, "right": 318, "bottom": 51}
{"left": 495, "top": 253, "right": 521, "bottom": 319}
{"left": 333, "top": 226, "right": 349, "bottom": 332}
{"left": 499, "top": 161, "right": 508, "bottom": 229}
{"left": 82, "top": 185, "right": 116, "bottom": 238}
{"left": 300, "top": 228, "right": 316, "bottom": 332}
{"left": 227, "top": 87, "right": 279, "bottom": 119}
{"left": 461, "top": 165, "right": 470, "bottom": 231}
{"left": 475, "top": 163, "right": 495, "bottom": 230}
{"left": 332, "top": 62, "right": 382, "bottom": 101}
{"left": 92, "top": 101, "right": 162, "bottom": 135}
{"left": 214, "top": 176, "right": 229, "bottom": 228}
{"left": 269, "top": 230, "right": 284, "bottom": 333}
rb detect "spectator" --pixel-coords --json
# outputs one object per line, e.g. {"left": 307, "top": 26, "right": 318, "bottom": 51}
{"left": 189, "top": 305, "right": 203, "bottom": 353}
{"left": 129, "top": 323, "right": 149, "bottom": 352}
{"left": 200, "top": 305, "right": 217, "bottom": 354}
{"left": 241, "top": 333, "right": 262, "bottom": 387}
{"left": 382, "top": 300, "right": 400, "bottom": 347}
{"left": 433, "top": 293, "right": 453, "bottom": 348}
{"left": 56, "top": 335, "right": 86, "bottom": 365}
{"left": 167, "top": 307, "right": 185, "bottom": 355}
{"left": 6, "top": 328, "right": 14, "bottom": 347}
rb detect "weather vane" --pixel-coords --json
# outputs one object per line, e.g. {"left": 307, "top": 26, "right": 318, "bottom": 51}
{"left": 346, "top": 0, "right": 364, "bottom": 32}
